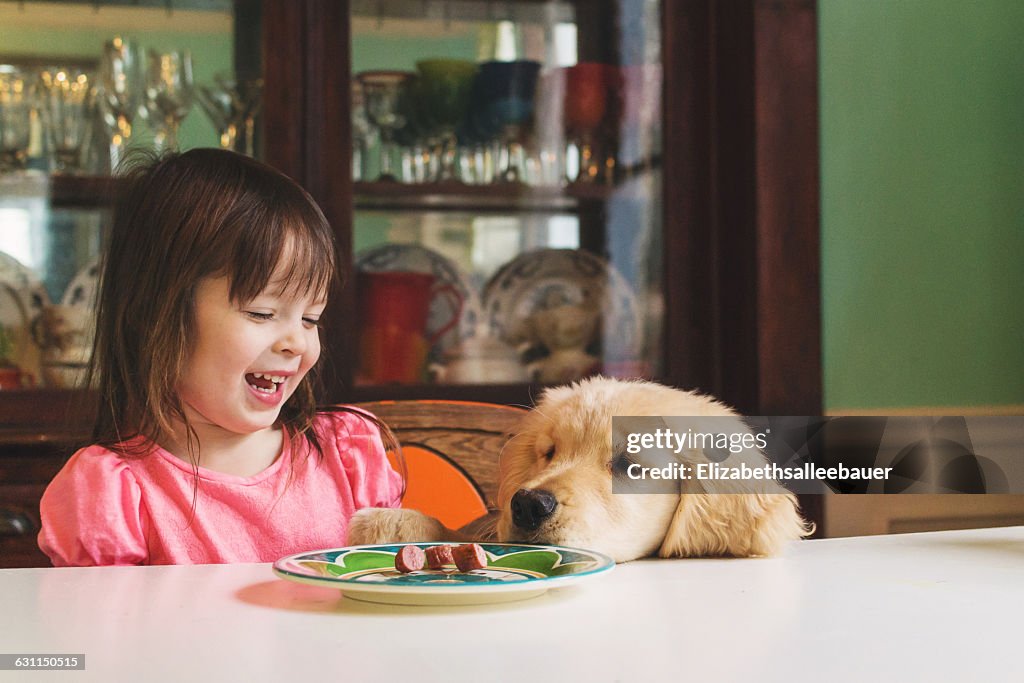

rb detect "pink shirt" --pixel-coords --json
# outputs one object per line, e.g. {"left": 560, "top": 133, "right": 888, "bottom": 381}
{"left": 38, "top": 411, "right": 403, "bottom": 566}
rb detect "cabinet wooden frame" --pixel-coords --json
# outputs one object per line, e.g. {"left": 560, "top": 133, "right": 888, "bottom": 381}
{"left": 262, "top": 0, "right": 822, "bottom": 415}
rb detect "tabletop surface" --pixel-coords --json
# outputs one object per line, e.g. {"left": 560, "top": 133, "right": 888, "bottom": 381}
{"left": 2, "top": 525, "right": 1022, "bottom": 682}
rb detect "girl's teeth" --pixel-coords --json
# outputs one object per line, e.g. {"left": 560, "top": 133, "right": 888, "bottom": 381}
{"left": 246, "top": 373, "right": 284, "bottom": 393}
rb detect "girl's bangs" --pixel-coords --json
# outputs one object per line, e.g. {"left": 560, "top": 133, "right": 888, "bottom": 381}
{"left": 226, "top": 205, "right": 337, "bottom": 304}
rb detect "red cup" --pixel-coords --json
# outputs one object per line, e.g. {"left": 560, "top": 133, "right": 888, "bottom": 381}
{"left": 564, "top": 62, "right": 611, "bottom": 133}
{"left": 357, "top": 271, "right": 463, "bottom": 383}
{"left": 0, "top": 366, "right": 25, "bottom": 390}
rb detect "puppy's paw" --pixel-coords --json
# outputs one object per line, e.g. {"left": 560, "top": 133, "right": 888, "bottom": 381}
{"left": 346, "top": 508, "right": 448, "bottom": 545}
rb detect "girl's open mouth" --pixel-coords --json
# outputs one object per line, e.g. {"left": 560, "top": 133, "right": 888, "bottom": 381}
{"left": 245, "top": 372, "right": 286, "bottom": 396}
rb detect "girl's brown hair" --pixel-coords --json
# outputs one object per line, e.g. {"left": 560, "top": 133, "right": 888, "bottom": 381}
{"left": 90, "top": 148, "right": 400, "bottom": 476}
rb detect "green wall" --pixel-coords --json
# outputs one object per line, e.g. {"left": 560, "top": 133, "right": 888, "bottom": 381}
{"left": 820, "top": 0, "right": 1024, "bottom": 410}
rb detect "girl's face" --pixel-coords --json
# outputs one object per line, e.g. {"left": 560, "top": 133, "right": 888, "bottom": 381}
{"left": 177, "top": 271, "right": 325, "bottom": 437}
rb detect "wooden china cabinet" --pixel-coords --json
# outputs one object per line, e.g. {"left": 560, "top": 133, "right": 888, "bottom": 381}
{"left": 0, "top": 0, "right": 821, "bottom": 567}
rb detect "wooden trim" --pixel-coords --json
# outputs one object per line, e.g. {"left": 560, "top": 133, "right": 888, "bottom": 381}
{"left": 662, "top": 0, "right": 716, "bottom": 394}
{"left": 711, "top": 0, "right": 760, "bottom": 413}
{"left": 751, "top": 0, "right": 821, "bottom": 416}
{"left": 352, "top": 400, "right": 526, "bottom": 433}
{"left": 307, "top": 0, "right": 356, "bottom": 403}
{"left": 663, "top": 0, "right": 821, "bottom": 419}
{"left": 827, "top": 405, "right": 1024, "bottom": 417}
{"left": 260, "top": 0, "right": 305, "bottom": 179}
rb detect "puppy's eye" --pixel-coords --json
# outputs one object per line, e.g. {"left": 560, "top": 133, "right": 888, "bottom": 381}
{"left": 610, "top": 452, "right": 634, "bottom": 476}
{"left": 543, "top": 445, "right": 555, "bottom": 461}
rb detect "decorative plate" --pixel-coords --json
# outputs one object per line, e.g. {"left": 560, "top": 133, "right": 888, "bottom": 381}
{"left": 0, "top": 250, "right": 51, "bottom": 382}
{"left": 355, "top": 244, "right": 481, "bottom": 358}
{"left": 481, "top": 248, "right": 642, "bottom": 360}
{"left": 61, "top": 256, "right": 100, "bottom": 309}
{"left": 273, "top": 542, "right": 615, "bottom": 606}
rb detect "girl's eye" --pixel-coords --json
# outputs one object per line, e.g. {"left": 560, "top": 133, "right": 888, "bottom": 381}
{"left": 302, "top": 318, "right": 322, "bottom": 329}
{"left": 246, "top": 311, "right": 273, "bottom": 321}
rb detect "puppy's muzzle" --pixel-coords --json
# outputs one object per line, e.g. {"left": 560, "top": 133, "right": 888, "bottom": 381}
{"left": 510, "top": 488, "right": 558, "bottom": 532}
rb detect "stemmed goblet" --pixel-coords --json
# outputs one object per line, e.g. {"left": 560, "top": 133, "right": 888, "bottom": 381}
{"left": 457, "top": 75, "right": 504, "bottom": 184}
{"left": 350, "top": 80, "right": 374, "bottom": 180}
{"left": 564, "top": 63, "right": 610, "bottom": 184}
{"left": 145, "top": 49, "right": 194, "bottom": 152}
{"left": 415, "top": 59, "right": 477, "bottom": 182}
{"left": 37, "top": 67, "right": 95, "bottom": 174}
{"left": 99, "top": 37, "right": 143, "bottom": 171}
{"left": 356, "top": 71, "right": 412, "bottom": 182}
{"left": 0, "top": 66, "right": 33, "bottom": 172}
{"left": 394, "top": 75, "right": 434, "bottom": 183}
{"left": 195, "top": 73, "right": 262, "bottom": 156}
{"left": 477, "top": 60, "right": 541, "bottom": 184}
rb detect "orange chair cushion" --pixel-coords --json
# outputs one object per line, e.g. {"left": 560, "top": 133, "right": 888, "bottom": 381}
{"left": 387, "top": 446, "right": 488, "bottom": 529}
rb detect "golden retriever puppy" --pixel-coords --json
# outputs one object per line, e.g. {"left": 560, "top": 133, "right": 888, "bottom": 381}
{"left": 347, "top": 377, "right": 812, "bottom": 562}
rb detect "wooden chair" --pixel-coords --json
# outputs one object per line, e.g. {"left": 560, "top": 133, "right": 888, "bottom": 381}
{"left": 354, "top": 400, "right": 526, "bottom": 529}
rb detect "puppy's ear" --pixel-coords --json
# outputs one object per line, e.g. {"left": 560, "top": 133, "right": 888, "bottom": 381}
{"left": 658, "top": 491, "right": 812, "bottom": 558}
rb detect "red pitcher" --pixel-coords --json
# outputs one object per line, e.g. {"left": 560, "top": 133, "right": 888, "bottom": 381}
{"left": 357, "top": 271, "right": 463, "bottom": 383}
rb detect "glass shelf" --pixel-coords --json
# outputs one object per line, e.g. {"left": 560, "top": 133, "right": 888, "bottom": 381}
{"left": 355, "top": 180, "right": 600, "bottom": 212}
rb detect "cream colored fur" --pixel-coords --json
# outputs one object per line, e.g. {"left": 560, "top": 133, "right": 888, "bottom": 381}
{"left": 347, "top": 377, "right": 812, "bottom": 561}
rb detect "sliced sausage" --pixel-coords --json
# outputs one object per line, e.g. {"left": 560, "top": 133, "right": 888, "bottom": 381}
{"left": 452, "top": 543, "right": 488, "bottom": 572}
{"left": 394, "top": 544, "right": 426, "bottom": 573}
{"left": 425, "top": 544, "right": 455, "bottom": 570}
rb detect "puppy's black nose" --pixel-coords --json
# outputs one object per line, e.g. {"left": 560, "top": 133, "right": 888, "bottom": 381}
{"left": 510, "top": 488, "right": 558, "bottom": 531}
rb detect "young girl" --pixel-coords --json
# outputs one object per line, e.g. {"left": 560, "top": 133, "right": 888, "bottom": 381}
{"left": 38, "top": 148, "right": 404, "bottom": 566}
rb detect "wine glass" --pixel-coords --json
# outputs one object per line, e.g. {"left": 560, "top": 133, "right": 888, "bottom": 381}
{"left": 0, "top": 66, "right": 33, "bottom": 172}
{"left": 99, "top": 36, "right": 143, "bottom": 171}
{"left": 145, "top": 49, "right": 194, "bottom": 152}
{"left": 394, "top": 75, "right": 433, "bottom": 183}
{"left": 532, "top": 67, "right": 568, "bottom": 187}
{"left": 195, "top": 73, "right": 262, "bottom": 156}
{"left": 415, "top": 59, "right": 477, "bottom": 182}
{"left": 458, "top": 75, "right": 504, "bottom": 184}
{"left": 36, "top": 67, "right": 95, "bottom": 174}
{"left": 477, "top": 60, "right": 541, "bottom": 184}
{"left": 564, "top": 63, "right": 610, "bottom": 184}
{"left": 350, "top": 80, "right": 374, "bottom": 180}
{"left": 356, "top": 71, "right": 411, "bottom": 182}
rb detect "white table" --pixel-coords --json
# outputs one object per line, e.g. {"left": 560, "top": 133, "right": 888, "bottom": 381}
{"left": 2, "top": 526, "right": 1022, "bottom": 682}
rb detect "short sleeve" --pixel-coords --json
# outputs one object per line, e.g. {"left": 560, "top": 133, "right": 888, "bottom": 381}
{"left": 326, "top": 410, "right": 404, "bottom": 509}
{"left": 38, "top": 446, "right": 148, "bottom": 567}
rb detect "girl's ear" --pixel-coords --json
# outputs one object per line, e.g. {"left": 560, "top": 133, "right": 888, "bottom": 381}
{"left": 658, "top": 490, "right": 812, "bottom": 558}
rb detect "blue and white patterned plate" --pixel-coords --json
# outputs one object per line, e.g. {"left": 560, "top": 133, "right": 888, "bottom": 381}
{"left": 481, "top": 249, "right": 642, "bottom": 360}
{"left": 273, "top": 542, "right": 614, "bottom": 605}
{"left": 0, "top": 250, "right": 51, "bottom": 382}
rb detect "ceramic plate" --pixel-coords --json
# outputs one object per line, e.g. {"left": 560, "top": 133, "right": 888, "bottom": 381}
{"left": 481, "top": 248, "right": 642, "bottom": 360}
{"left": 61, "top": 256, "right": 100, "bottom": 308}
{"left": 0, "top": 250, "right": 50, "bottom": 382}
{"left": 355, "top": 244, "right": 481, "bottom": 357}
{"left": 273, "top": 542, "right": 614, "bottom": 606}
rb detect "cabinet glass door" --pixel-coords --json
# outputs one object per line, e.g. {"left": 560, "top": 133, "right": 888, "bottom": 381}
{"left": 349, "top": 0, "right": 663, "bottom": 390}
{"left": 0, "top": 0, "right": 263, "bottom": 390}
